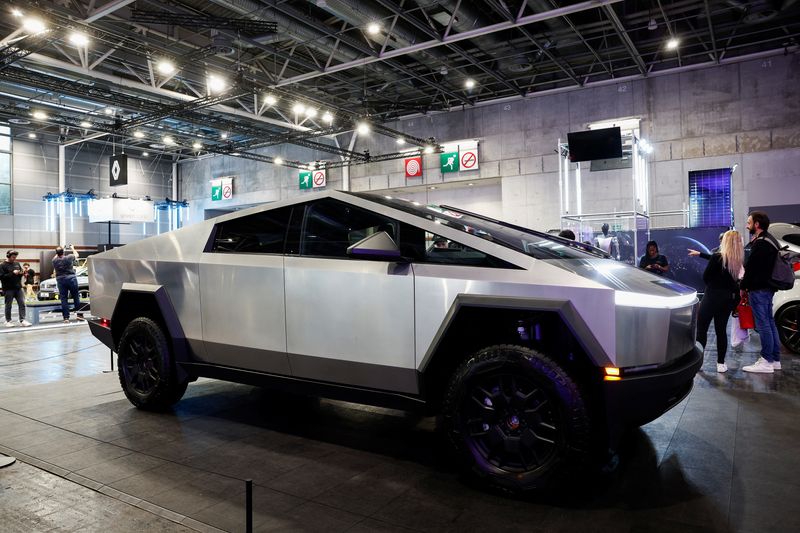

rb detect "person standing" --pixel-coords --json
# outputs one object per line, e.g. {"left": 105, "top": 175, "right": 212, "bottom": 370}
{"left": 639, "top": 240, "right": 670, "bottom": 275}
{"left": 52, "top": 245, "right": 82, "bottom": 323}
{"left": 22, "top": 263, "right": 36, "bottom": 301}
{"left": 688, "top": 231, "right": 744, "bottom": 373}
{"left": 1, "top": 250, "right": 32, "bottom": 327}
{"left": 741, "top": 211, "right": 782, "bottom": 373}
{"left": 595, "top": 223, "right": 620, "bottom": 260}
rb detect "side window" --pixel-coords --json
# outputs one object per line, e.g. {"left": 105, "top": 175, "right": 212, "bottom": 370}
{"left": 419, "top": 231, "right": 518, "bottom": 269}
{"left": 301, "top": 199, "right": 397, "bottom": 258}
{"left": 211, "top": 206, "right": 293, "bottom": 254}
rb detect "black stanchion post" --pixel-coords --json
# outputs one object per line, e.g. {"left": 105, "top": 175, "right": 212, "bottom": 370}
{"left": 245, "top": 478, "right": 253, "bottom": 533}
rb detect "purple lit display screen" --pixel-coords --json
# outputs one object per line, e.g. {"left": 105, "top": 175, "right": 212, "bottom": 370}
{"left": 689, "top": 168, "right": 732, "bottom": 228}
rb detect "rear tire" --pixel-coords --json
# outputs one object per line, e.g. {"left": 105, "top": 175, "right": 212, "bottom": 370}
{"left": 117, "top": 317, "right": 188, "bottom": 410}
{"left": 441, "top": 344, "right": 590, "bottom": 492}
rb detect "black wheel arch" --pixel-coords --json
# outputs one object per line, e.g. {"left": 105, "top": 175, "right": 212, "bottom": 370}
{"left": 110, "top": 285, "right": 192, "bottom": 381}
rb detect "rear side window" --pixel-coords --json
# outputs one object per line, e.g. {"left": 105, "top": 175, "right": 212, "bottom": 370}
{"left": 211, "top": 206, "right": 293, "bottom": 254}
{"left": 302, "top": 198, "right": 397, "bottom": 258}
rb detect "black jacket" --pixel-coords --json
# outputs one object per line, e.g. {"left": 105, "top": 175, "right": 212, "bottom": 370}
{"left": 0, "top": 260, "right": 23, "bottom": 290}
{"left": 702, "top": 253, "right": 739, "bottom": 292}
{"left": 741, "top": 232, "right": 779, "bottom": 291}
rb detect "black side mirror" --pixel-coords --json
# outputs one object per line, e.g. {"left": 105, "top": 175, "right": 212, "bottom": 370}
{"left": 347, "top": 231, "right": 408, "bottom": 262}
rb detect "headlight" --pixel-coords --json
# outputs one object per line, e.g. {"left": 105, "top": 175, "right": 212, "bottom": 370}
{"left": 615, "top": 291, "right": 697, "bottom": 309}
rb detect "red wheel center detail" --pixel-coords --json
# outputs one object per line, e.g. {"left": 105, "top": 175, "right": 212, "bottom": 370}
{"left": 507, "top": 415, "right": 520, "bottom": 430}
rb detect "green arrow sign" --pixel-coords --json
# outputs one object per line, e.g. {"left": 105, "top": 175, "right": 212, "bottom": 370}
{"left": 299, "top": 171, "right": 312, "bottom": 189}
{"left": 440, "top": 151, "right": 459, "bottom": 173}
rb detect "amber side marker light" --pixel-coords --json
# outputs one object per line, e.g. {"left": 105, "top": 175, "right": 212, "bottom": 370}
{"left": 604, "top": 367, "right": 621, "bottom": 381}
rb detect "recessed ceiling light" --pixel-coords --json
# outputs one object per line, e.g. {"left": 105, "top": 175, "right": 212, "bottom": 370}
{"left": 133, "top": 131, "right": 145, "bottom": 138}
{"left": 367, "top": 22, "right": 381, "bottom": 35}
{"left": 80, "top": 121, "right": 91, "bottom": 128}
{"left": 273, "top": 157, "right": 283, "bottom": 165}
{"left": 69, "top": 32, "right": 89, "bottom": 47}
{"left": 666, "top": 37, "right": 679, "bottom": 50}
{"left": 264, "top": 94, "right": 277, "bottom": 105}
{"left": 32, "top": 111, "right": 47, "bottom": 120}
{"left": 465, "top": 78, "right": 476, "bottom": 89}
{"left": 157, "top": 60, "right": 175, "bottom": 75}
{"left": 27, "top": 132, "right": 36, "bottom": 139}
{"left": 356, "top": 122, "right": 369, "bottom": 135}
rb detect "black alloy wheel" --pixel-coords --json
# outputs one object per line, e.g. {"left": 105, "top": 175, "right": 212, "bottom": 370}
{"left": 117, "top": 317, "right": 187, "bottom": 409}
{"left": 442, "top": 345, "right": 590, "bottom": 491}
{"left": 776, "top": 303, "right": 800, "bottom": 354}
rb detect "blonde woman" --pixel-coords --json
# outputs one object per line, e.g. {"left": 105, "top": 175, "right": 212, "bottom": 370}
{"left": 688, "top": 230, "right": 745, "bottom": 372}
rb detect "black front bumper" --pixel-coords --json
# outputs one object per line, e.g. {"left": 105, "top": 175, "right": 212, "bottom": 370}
{"left": 603, "top": 345, "right": 703, "bottom": 447}
{"left": 87, "top": 317, "right": 114, "bottom": 351}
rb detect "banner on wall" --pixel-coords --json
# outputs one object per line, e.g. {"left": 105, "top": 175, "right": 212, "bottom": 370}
{"left": 404, "top": 156, "right": 422, "bottom": 178}
{"left": 109, "top": 154, "right": 128, "bottom": 187}
{"left": 211, "top": 177, "right": 233, "bottom": 201}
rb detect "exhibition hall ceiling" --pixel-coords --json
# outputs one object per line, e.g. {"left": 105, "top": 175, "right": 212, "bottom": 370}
{"left": 0, "top": 0, "right": 798, "bottom": 167}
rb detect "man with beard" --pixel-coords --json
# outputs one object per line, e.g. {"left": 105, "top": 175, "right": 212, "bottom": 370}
{"left": 741, "top": 211, "right": 782, "bottom": 373}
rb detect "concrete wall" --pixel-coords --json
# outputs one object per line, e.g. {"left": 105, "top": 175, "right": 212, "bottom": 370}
{"left": 0, "top": 138, "right": 172, "bottom": 269}
{"left": 178, "top": 52, "right": 800, "bottom": 232}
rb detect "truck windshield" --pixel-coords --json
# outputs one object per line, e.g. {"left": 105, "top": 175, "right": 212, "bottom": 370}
{"left": 351, "top": 193, "right": 608, "bottom": 260}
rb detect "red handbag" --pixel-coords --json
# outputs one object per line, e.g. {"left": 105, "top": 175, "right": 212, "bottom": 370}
{"left": 736, "top": 296, "right": 755, "bottom": 330}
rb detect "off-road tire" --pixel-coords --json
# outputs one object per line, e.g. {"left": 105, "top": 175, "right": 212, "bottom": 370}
{"left": 441, "top": 344, "right": 590, "bottom": 492}
{"left": 117, "top": 317, "right": 188, "bottom": 410}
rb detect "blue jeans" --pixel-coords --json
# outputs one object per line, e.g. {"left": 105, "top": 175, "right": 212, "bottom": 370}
{"left": 749, "top": 290, "right": 781, "bottom": 363}
{"left": 56, "top": 276, "right": 81, "bottom": 320}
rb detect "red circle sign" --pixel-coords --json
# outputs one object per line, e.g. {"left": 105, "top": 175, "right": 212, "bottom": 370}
{"left": 313, "top": 171, "right": 325, "bottom": 185}
{"left": 461, "top": 151, "right": 477, "bottom": 169}
{"left": 405, "top": 159, "right": 421, "bottom": 176}
{"left": 222, "top": 185, "right": 232, "bottom": 199}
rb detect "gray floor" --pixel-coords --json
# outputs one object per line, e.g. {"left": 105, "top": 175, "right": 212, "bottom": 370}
{"left": 1, "top": 325, "right": 798, "bottom": 533}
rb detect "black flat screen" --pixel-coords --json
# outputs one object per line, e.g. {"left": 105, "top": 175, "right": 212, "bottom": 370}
{"left": 567, "top": 127, "right": 623, "bottom": 162}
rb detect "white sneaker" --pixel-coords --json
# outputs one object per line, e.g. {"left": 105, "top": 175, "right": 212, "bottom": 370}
{"left": 717, "top": 363, "right": 728, "bottom": 373}
{"left": 772, "top": 361, "right": 782, "bottom": 370}
{"left": 19, "top": 320, "right": 31, "bottom": 327}
{"left": 743, "top": 357, "right": 774, "bottom": 374}
{"left": 4, "top": 321, "right": 15, "bottom": 327}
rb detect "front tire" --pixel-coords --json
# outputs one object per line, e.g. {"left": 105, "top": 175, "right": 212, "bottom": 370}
{"left": 117, "top": 317, "right": 188, "bottom": 410}
{"left": 776, "top": 303, "right": 800, "bottom": 354}
{"left": 441, "top": 345, "right": 590, "bottom": 491}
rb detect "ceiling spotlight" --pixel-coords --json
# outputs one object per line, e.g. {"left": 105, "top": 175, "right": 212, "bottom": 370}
{"left": 192, "top": 141, "right": 202, "bottom": 150}
{"left": 666, "top": 37, "right": 679, "bottom": 50}
{"left": 292, "top": 102, "right": 306, "bottom": 114}
{"left": 133, "top": 131, "right": 145, "bottom": 138}
{"left": 104, "top": 107, "right": 114, "bottom": 115}
{"left": 396, "top": 138, "right": 406, "bottom": 145}
{"left": 207, "top": 74, "right": 227, "bottom": 93}
{"left": 157, "top": 60, "right": 175, "bottom": 75}
{"left": 305, "top": 107, "right": 318, "bottom": 118}
{"left": 80, "top": 121, "right": 91, "bottom": 128}
{"left": 12, "top": 8, "right": 23, "bottom": 17}
{"left": 163, "top": 135, "right": 174, "bottom": 145}
{"left": 465, "top": 78, "right": 476, "bottom": 89}
{"left": 356, "top": 122, "right": 370, "bottom": 135}
{"left": 424, "top": 145, "right": 433, "bottom": 153}
{"left": 32, "top": 111, "right": 47, "bottom": 120}
{"left": 27, "top": 132, "right": 37, "bottom": 139}
{"left": 647, "top": 18, "right": 658, "bottom": 31}
{"left": 22, "top": 17, "right": 46, "bottom": 34}
{"left": 142, "top": 152, "right": 149, "bottom": 157}
{"left": 220, "top": 132, "right": 228, "bottom": 139}
{"left": 69, "top": 32, "right": 89, "bottom": 47}
{"left": 322, "top": 111, "right": 333, "bottom": 124}
{"left": 367, "top": 22, "right": 381, "bottom": 35}
{"left": 264, "top": 94, "right": 277, "bottom": 105}
{"left": 274, "top": 157, "right": 283, "bottom": 165}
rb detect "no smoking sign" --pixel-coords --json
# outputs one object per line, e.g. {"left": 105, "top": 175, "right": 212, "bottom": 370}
{"left": 459, "top": 147, "right": 479, "bottom": 171}
{"left": 312, "top": 169, "right": 327, "bottom": 188}
{"left": 222, "top": 184, "right": 233, "bottom": 199}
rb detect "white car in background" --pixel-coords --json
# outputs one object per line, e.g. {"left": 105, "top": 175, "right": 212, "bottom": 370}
{"left": 37, "top": 259, "right": 90, "bottom": 301}
{"left": 770, "top": 223, "right": 800, "bottom": 354}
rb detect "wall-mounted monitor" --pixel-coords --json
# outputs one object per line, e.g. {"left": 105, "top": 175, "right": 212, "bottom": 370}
{"left": 567, "top": 127, "right": 623, "bottom": 162}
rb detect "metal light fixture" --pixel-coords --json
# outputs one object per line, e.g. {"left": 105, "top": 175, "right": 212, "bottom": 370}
{"left": 356, "top": 122, "right": 370, "bottom": 135}
{"left": 666, "top": 37, "right": 679, "bottom": 50}
{"left": 264, "top": 94, "right": 277, "bottom": 105}
{"left": 69, "top": 32, "right": 89, "bottom": 47}
{"left": 207, "top": 74, "right": 226, "bottom": 93}
{"left": 465, "top": 78, "right": 476, "bottom": 89}
{"left": 80, "top": 121, "right": 91, "bottom": 128}
{"left": 322, "top": 111, "right": 333, "bottom": 124}
{"left": 133, "top": 131, "right": 145, "bottom": 138}
{"left": 157, "top": 60, "right": 175, "bottom": 75}
{"left": 367, "top": 22, "right": 381, "bottom": 35}
{"left": 274, "top": 157, "right": 283, "bottom": 165}
{"left": 648, "top": 18, "right": 658, "bottom": 31}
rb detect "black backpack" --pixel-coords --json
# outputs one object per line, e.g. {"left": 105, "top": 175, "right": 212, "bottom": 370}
{"left": 762, "top": 236, "right": 796, "bottom": 291}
